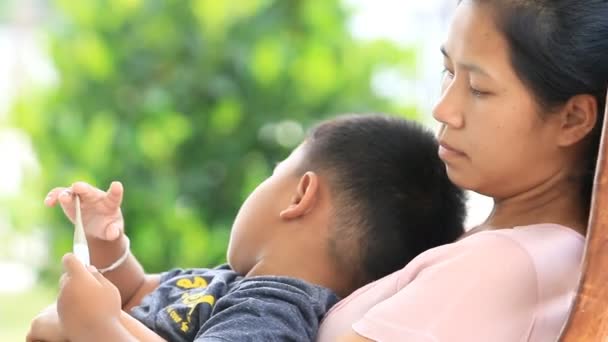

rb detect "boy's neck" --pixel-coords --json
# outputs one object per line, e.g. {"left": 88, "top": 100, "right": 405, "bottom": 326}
{"left": 245, "top": 245, "right": 352, "bottom": 298}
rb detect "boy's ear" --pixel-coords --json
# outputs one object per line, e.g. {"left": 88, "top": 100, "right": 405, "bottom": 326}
{"left": 279, "top": 171, "right": 319, "bottom": 220}
{"left": 556, "top": 94, "right": 597, "bottom": 147}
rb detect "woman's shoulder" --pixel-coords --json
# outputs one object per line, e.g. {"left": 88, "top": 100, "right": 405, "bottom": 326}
{"left": 457, "top": 223, "right": 584, "bottom": 256}
{"left": 394, "top": 223, "right": 584, "bottom": 286}
{"left": 468, "top": 223, "right": 585, "bottom": 266}
{"left": 316, "top": 224, "right": 584, "bottom": 342}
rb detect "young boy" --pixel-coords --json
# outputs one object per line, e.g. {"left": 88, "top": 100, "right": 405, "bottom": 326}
{"left": 31, "top": 114, "right": 466, "bottom": 341}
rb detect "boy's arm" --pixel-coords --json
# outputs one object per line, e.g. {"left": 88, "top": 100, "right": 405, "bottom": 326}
{"left": 123, "top": 272, "right": 162, "bottom": 311}
{"left": 87, "top": 234, "right": 160, "bottom": 309}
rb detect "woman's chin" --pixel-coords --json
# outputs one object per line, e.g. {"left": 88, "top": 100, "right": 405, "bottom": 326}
{"left": 445, "top": 167, "right": 481, "bottom": 193}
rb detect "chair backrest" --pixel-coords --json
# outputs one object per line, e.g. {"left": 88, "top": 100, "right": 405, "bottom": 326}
{"left": 559, "top": 91, "right": 608, "bottom": 341}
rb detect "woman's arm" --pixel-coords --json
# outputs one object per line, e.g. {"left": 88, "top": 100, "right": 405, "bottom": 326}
{"left": 26, "top": 306, "right": 166, "bottom": 342}
{"left": 120, "top": 311, "right": 167, "bottom": 341}
{"left": 60, "top": 311, "right": 166, "bottom": 342}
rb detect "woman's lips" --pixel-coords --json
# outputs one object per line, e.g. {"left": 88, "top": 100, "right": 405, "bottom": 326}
{"left": 438, "top": 141, "right": 466, "bottom": 159}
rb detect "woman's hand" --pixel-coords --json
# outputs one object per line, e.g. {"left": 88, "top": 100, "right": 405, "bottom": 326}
{"left": 26, "top": 303, "right": 67, "bottom": 342}
{"left": 44, "top": 181, "right": 124, "bottom": 241}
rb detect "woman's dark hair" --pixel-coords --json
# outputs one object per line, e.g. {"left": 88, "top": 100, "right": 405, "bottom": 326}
{"left": 301, "top": 114, "right": 466, "bottom": 288}
{"left": 463, "top": 0, "right": 608, "bottom": 213}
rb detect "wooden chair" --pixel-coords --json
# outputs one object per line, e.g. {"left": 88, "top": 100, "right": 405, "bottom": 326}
{"left": 559, "top": 91, "right": 608, "bottom": 341}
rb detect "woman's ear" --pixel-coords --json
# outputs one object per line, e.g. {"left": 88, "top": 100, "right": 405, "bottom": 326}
{"left": 279, "top": 171, "right": 319, "bottom": 220}
{"left": 557, "top": 94, "right": 598, "bottom": 147}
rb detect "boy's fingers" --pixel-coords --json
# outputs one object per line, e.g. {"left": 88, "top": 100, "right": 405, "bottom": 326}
{"left": 44, "top": 187, "right": 67, "bottom": 206}
{"left": 72, "top": 181, "right": 103, "bottom": 201}
{"left": 57, "top": 190, "right": 74, "bottom": 208}
{"left": 105, "top": 221, "right": 123, "bottom": 241}
{"left": 106, "top": 181, "right": 124, "bottom": 206}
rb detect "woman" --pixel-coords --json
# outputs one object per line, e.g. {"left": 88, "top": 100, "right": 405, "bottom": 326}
{"left": 318, "top": 0, "right": 608, "bottom": 341}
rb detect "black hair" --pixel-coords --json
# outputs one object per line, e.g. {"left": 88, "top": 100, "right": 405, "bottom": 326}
{"left": 302, "top": 114, "right": 466, "bottom": 288}
{"left": 464, "top": 0, "right": 608, "bottom": 213}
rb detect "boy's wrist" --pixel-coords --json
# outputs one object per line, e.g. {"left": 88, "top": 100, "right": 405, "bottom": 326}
{"left": 98, "top": 236, "right": 130, "bottom": 274}
{"left": 88, "top": 233, "right": 130, "bottom": 272}
{"left": 88, "top": 233, "right": 146, "bottom": 308}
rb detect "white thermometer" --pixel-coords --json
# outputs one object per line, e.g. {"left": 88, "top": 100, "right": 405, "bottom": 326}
{"left": 73, "top": 195, "right": 90, "bottom": 266}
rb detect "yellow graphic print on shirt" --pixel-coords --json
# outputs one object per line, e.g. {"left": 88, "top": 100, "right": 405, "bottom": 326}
{"left": 166, "top": 276, "right": 217, "bottom": 333}
{"left": 176, "top": 276, "right": 208, "bottom": 289}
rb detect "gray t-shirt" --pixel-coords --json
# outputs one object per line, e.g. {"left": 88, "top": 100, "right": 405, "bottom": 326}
{"left": 130, "top": 264, "right": 339, "bottom": 342}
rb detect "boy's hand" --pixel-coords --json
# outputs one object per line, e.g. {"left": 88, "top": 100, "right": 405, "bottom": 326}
{"left": 26, "top": 303, "right": 68, "bottom": 342}
{"left": 57, "top": 253, "right": 122, "bottom": 340}
{"left": 45, "top": 181, "right": 124, "bottom": 241}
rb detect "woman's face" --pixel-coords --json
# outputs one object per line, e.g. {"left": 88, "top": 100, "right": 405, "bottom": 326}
{"left": 433, "top": 1, "right": 565, "bottom": 199}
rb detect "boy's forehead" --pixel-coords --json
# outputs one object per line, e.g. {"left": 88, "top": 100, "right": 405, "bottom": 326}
{"left": 288, "top": 142, "right": 308, "bottom": 161}
{"left": 277, "top": 142, "right": 311, "bottom": 173}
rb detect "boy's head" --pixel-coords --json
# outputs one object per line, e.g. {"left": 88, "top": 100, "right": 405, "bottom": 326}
{"left": 227, "top": 114, "right": 466, "bottom": 292}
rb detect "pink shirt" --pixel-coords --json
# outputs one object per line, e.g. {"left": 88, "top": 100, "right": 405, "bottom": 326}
{"left": 317, "top": 224, "right": 584, "bottom": 342}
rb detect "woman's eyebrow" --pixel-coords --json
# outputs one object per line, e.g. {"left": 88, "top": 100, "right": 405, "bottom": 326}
{"left": 440, "top": 45, "right": 494, "bottom": 80}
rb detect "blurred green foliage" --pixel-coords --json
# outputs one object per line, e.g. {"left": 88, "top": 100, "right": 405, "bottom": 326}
{"left": 11, "top": 0, "right": 419, "bottom": 279}
{"left": 0, "top": 285, "right": 57, "bottom": 341}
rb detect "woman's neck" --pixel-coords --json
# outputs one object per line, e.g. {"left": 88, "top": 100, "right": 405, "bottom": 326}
{"left": 480, "top": 173, "right": 588, "bottom": 235}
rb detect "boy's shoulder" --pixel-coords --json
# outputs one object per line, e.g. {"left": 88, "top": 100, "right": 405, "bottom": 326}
{"left": 130, "top": 264, "right": 244, "bottom": 341}
{"left": 159, "top": 263, "right": 241, "bottom": 287}
{"left": 132, "top": 267, "right": 339, "bottom": 342}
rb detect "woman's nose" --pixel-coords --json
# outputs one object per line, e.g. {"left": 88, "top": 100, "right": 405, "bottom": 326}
{"left": 432, "top": 82, "right": 465, "bottom": 129}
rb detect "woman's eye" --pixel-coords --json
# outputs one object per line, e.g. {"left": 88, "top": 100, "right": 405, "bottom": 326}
{"left": 441, "top": 67, "right": 454, "bottom": 79}
{"left": 469, "top": 86, "right": 488, "bottom": 97}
